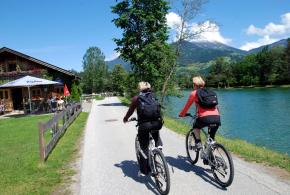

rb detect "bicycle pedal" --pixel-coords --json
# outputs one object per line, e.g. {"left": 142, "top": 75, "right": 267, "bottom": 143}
{"left": 151, "top": 170, "right": 158, "bottom": 177}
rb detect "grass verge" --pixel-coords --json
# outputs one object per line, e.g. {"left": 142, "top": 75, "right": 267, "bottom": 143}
{"left": 0, "top": 112, "right": 89, "bottom": 194}
{"left": 118, "top": 96, "right": 131, "bottom": 106}
{"left": 95, "top": 95, "right": 105, "bottom": 100}
{"left": 118, "top": 96, "right": 290, "bottom": 173}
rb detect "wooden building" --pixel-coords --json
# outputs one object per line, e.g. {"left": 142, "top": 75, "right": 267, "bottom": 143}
{"left": 0, "top": 47, "right": 80, "bottom": 112}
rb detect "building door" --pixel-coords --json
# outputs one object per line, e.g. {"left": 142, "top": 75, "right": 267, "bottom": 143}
{"left": 12, "top": 88, "right": 23, "bottom": 110}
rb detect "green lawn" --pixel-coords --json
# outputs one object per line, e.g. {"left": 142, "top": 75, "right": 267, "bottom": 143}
{"left": 0, "top": 112, "right": 89, "bottom": 195}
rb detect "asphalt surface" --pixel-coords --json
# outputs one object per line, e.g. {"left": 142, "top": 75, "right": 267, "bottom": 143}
{"left": 80, "top": 97, "right": 290, "bottom": 195}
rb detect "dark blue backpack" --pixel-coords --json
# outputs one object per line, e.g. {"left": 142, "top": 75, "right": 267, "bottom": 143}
{"left": 137, "top": 92, "right": 162, "bottom": 122}
{"left": 197, "top": 88, "right": 218, "bottom": 108}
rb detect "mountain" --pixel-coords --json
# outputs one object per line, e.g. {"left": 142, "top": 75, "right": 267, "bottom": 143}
{"left": 248, "top": 38, "right": 289, "bottom": 54}
{"left": 106, "top": 57, "right": 131, "bottom": 71}
{"left": 176, "top": 40, "right": 246, "bottom": 65}
{"left": 106, "top": 40, "right": 248, "bottom": 70}
{"left": 106, "top": 38, "right": 290, "bottom": 71}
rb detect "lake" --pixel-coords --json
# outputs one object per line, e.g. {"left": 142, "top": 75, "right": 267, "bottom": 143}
{"left": 164, "top": 87, "right": 290, "bottom": 155}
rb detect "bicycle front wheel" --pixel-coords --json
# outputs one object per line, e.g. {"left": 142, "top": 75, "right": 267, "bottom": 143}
{"left": 135, "top": 136, "right": 141, "bottom": 165}
{"left": 152, "top": 149, "right": 170, "bottom": 195}
{"left": 186, "top": 130, "right": 199, "bottom": 164}
{"left": 210, "top": 143, "right": 234, "bottom": 187}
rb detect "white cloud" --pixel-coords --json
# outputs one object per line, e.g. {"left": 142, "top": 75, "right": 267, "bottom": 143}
{"left": 166, "top": 12, "right": 231, "bottom": 44}
{"left": 166, "top": 12, "right": 182, "bottom": 29}
{"left": 192, "top": 21, "right": 232, "bottom": 44}
{"left": 240, "top": 35, "right": 278, "bottom": 51}
{"left": 240, "top": 12, "right": 290, "bottom": 51}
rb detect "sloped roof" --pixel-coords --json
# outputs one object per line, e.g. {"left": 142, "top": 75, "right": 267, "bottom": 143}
{"left": 0, "top": 47, "right": 80, "bottom": 79}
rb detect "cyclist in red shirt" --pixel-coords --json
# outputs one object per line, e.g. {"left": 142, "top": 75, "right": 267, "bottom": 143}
{"left": 179, "top": 76, "right": 220, "bottom": 149}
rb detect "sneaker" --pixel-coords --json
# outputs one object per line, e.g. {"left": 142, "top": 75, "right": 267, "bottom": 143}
{"left": 157, "top": 145, "right": 163, "bottom": 150}
{"left": 138, "top": 171, "right": 146, "bottom": 177}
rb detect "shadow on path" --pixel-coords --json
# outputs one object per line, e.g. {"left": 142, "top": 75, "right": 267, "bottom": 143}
{"left": 166, "top": 155, "right": 226, "bottom": 190}
{"left": 114, "top": 160, "right": 159, "bottom": 195}
{"left": 98, "top": 103, "right": 124, "bottom": 107}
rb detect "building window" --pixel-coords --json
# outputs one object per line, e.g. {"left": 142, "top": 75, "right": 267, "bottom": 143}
{"left": 8, "top": 64, "right": 16, "bottom": 72}
{"left": 0, "top": 91, "right": 3, "bottom": 99}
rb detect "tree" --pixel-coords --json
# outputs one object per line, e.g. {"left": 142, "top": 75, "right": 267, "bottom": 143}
{"left": 281, "top": 38, "right": 290, "bottom": 83}
{"left": 81, "top": 47, "right": 108, "bottom": 93}
{"left": 111, "top": 64, "right": 128, "bottom": 95}
{"left": 112, "top": 0, "right": 176, "bottom": 103}
{"left": 70, "top": 82, "right": 81, "bottom": 102}
{"left": 161, "top": 0, "right": 211, "bottom": 102}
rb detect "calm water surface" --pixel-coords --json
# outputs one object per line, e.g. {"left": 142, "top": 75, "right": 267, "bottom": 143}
{"left": 165, "top": 87, "right": 290, "bottom": 155}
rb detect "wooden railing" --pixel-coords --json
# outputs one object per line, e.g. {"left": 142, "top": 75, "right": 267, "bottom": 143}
{"left": 38, "top": 103, "right": 82, "bottom": 161}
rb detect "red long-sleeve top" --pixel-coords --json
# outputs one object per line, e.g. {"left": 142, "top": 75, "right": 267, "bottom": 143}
{"left": 179, "top": 90, "right": 219, "bottom": 117}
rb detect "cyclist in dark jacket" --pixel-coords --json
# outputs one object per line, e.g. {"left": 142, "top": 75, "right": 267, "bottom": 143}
{"left": 123, "top": 82, "right": 163, "bottom": 175}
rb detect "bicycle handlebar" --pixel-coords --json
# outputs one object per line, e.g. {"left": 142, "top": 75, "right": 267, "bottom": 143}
{"left": 185, "top": 113, "right": 194, "bottom": 117}
{"left": 179, "top": 113, "right": 195, "bottom": 118}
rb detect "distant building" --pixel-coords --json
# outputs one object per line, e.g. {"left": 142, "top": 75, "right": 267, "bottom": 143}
{"left": 0, "top": 47, "right": 80, "bottom": 112}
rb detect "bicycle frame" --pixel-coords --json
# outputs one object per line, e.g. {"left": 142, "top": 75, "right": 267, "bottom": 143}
{"left": 184, "top": 113, "right": 234, "bottom": 187}
{"left": 187, "top": 114, "right": 217, "bottom": 166}
{"left": 130, "top": 118, "right": 159, "bottom": 175}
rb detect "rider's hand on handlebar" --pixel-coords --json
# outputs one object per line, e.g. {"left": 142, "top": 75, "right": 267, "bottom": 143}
{"left": 185, "top": 113, "right": 193, "bottom": 117}
{"left": 179, "top": 113, "right": 193, "bottom": 117}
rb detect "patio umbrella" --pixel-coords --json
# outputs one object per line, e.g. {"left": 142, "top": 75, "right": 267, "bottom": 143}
{"left": 0, "top": 76, "right": 61, "bottom": 113}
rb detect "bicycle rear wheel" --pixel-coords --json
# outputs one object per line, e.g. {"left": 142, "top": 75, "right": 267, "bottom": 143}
{"left": 152, "top": 149, "right": 170, "bottom": 195}
{"left": 210, "top": 143, "right": 234, "bottom": 187}
{"left": 186, "top": 130, "right": 199, "bottom": 164}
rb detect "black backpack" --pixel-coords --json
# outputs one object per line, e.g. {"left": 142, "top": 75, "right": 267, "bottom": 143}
{"left": 137, "top": 92, "right": 162, "bottom": 122}
{"left": 197, "top": 88, "right": 218, "bottom": 108}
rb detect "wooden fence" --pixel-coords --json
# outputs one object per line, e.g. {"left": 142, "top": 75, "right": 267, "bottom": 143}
{"left": 38, "top": 103, "right": 82, "bottom": 161}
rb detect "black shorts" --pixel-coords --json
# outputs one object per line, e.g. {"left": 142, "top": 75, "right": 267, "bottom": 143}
{"left": 193, "top": 115, "right": 221, "bottom": 129}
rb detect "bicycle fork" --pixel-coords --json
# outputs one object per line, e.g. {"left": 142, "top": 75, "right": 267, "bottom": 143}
{"left": 148, "top": 151, "right": 158, "bottom": 176}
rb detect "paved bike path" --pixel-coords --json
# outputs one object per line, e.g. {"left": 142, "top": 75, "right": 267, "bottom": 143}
{"left": 80, "top": 97, "right": 290, "bottom": 195}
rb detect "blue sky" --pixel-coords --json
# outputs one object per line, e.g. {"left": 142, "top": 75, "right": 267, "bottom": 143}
{"left": 1, "top": 0, "right": 290, "bottom": 72}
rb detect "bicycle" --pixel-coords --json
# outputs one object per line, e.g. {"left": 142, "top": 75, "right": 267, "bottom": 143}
{"left": 129, "top": 117, "right": 170, "bottom": 195}
{"left": 184, "top": 113, "right": 234, "bottom": 187}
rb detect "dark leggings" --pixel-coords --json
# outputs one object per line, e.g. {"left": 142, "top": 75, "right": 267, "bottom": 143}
{"left": 193, "top": 115, "right": 220, "bottom": 140}
{"left": 138, "top": 129, "right": 162, "bottom": 155}
{"left": 208, "top": 126, "right": 218, "bottom": 140}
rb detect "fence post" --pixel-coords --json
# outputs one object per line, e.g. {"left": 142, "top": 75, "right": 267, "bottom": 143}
{"left": 38, "top": 122, "right": 45, "bottom": 161}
